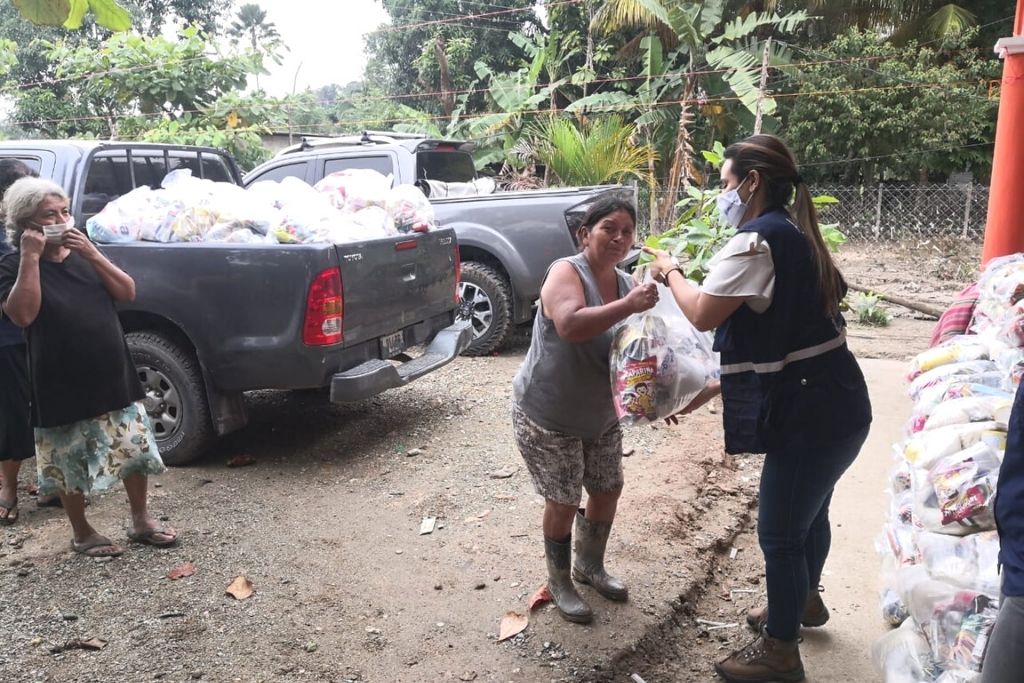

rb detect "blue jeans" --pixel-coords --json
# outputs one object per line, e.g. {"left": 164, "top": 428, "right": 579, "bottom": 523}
{"left": 758, "top": 425, "right": 870, "bottom": 641}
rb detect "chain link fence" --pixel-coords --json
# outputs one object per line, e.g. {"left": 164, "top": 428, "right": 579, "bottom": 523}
{"left": 639, "top": 183, "right": 990, "bottom": 242}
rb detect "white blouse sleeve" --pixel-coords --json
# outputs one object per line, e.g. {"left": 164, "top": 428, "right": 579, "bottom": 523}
{"left": 701, "top": 232, "right": 775, "bottom": 312}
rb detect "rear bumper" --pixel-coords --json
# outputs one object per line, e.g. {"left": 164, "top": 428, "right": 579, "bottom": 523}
{"left": 329, "top": 321, "right": 473, "bottom": 403}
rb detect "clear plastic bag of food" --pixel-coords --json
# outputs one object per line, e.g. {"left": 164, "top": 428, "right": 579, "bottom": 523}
{"left": 385, "top": 184, "right": 435, "bottom": 233}
{"left": 911, "top": 375, "right": 1007, "bottom": 421}
{"left": 925, "top": 443, "right": 1000, "bottom": 535}
{"left": 909, "top": 338, "right": 991, "bottom": 381}
{"left": 610, "top": 283, "right": 719, "bottom": 426}
{"left": 314, "top": 169, "right": 393, "bottom": 212}
{"left": 902, "top": 422, "right": 1005, "bottom": 470}
{"left": 922, "top": 396, "right": 1013, "bottom": 432}
{"left": 871, "top": 618, "right": 940, "bottom": 682}
{"left": 909, "top": 362, "right": 1000, "bottom": 402}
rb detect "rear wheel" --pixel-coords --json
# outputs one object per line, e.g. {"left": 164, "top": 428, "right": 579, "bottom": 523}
{"left": 457, "top": 262, "right": 513, "bottom": 356}
{"left": 127, "top": 331, "right": 214, "bottom": 466}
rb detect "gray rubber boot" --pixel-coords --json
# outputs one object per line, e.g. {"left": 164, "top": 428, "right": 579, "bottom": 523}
{"left": 571, "top": 509, "right": 629, "bottom": 602}
{"left": 545, "top": 534, "right": 593, "bottom": 623}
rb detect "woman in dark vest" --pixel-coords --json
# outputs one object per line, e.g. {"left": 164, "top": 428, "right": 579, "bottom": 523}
{"left": 512, "top": 196, "right": 658, "bottom": 624}
{"left": 646, "top": 134, "right": 872, "bottom": 683}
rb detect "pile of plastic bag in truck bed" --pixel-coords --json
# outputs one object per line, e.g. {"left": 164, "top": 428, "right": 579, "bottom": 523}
{"left": 86, "top": 168, "right": 435, "bottom": 245}
{"left": 872, "top": 254, "right": 1024, "bottom": 682}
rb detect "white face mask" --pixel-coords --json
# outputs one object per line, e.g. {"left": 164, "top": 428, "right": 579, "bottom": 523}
{"left": 716, "top": 177, "right": 750, "bottom": 228}
{"left": 31, "top": 216, "right": 74, "bottom": 231}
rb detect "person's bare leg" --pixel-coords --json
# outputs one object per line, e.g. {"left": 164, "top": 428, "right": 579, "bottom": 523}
{"left": 123, "top": 473, "right": 176, "bottom": 544}
{"left": 0, "top": 459, "right": 21, "bottom": 522}
{"left": 61, "top": 491, "right": 121, "bottom": 553}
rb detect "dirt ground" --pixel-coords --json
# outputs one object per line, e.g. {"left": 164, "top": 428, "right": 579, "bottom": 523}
{"left": 0, "top": 241, "right": 978, "bottom": 683}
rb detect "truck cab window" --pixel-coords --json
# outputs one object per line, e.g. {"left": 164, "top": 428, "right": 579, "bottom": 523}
{"left": 82, "top": 151, "right": 133, "bottom": 218}
{"left": 324, "top": 156, "right": 395, "bottom": 180}
{"left": 247, "top": 161, "right": 308, "bottom": 184}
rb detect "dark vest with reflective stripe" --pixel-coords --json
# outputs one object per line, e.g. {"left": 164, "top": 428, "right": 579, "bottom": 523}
{"left": 713, "top": 209, "right": 872, "bottom": 454}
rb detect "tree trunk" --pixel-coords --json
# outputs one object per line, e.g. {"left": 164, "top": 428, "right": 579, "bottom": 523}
{"left": 656, "top": 75, "right": 695, "bottom": 235}
{"left": 435, "top": 36, "right": 454, "bottom": 118}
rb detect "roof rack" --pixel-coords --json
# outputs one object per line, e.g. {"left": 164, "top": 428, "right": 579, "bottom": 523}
{"left": 279, "top": 130, "right": 429, "bottom": 156}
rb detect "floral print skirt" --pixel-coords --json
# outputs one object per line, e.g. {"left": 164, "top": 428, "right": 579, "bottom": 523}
{"left": 35, "top": 401, "right": 166, "bottom": 496}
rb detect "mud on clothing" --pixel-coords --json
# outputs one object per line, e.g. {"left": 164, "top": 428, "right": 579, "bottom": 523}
{"left": 0, "top": 251, "right": 143, "bottom": 428}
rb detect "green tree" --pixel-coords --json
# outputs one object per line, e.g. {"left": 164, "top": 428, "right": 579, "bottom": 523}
{"left": 364, "top": 0, "right": 541, "bottom": 117}
{"left": 527, "top": 114, "right": 654, "bottom": 187}
{"left": 589, "top": 0, "right": 808, "bottom": 230}
{"left": 780, "top": 29, "right": 999, "bottom": 183}
{"left": 227, "top": 3, "right": 283, "bottom": 90}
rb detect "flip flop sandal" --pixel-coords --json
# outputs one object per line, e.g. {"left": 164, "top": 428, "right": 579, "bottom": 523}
{"left": 0, "top": 498, "right": 18, "bottom": 526}
{"left": 71, "top": 536, "right": 124, "bottom": 558}
{"left": 127, "top": 527, "right": 178, "bottom": 547}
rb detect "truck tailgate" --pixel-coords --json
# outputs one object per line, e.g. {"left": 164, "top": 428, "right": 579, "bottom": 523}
{"left": 335, "top": 228, "right": 459, "bottom": 349}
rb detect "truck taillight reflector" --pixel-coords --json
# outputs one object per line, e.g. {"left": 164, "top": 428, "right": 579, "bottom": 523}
{"left": 304, "top": 267, "right": 343, "bottom": 346}
{"left": 395, "top": 239, "right": 418, "bottom": 251}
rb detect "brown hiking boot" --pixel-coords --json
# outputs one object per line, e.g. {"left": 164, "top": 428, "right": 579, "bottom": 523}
{"left": 715, "top": 627, "right": 805, "bottom": 683}
{"left": 745, "top": 588, "right": 829, "bottom": 632}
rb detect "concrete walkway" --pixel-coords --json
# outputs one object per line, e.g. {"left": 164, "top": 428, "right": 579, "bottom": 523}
{"left": 801, "top": 358, "right": 910, "bottom": 682}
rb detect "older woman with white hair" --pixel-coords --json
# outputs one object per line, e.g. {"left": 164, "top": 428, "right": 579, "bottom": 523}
{"left": 0, "top": 177, "right": 175, "bottom": 557}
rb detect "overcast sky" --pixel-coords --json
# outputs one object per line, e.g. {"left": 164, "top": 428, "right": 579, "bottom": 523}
{"left": 250, "top": 0, "right": 391, "bottom": 95}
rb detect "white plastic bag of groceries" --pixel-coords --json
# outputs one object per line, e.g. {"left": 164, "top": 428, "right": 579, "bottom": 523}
{"left": 610, "top": 281, "right": 720, "bottom": 426}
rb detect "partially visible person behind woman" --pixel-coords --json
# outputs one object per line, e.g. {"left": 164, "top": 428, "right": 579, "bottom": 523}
{"left": 0, "top": 159, "right": 38, "bottom": 525}
{"left": 512, "top": 196, "right": 658, "bottom": 623}
{"left": 0, "top": 177, "right": 175, "bottom": 557}
{"left": 980, "top": 378, "right": 1024, "bottom": 683}
{"left": 646, "top": 134, "right": 872, "bottom": 683}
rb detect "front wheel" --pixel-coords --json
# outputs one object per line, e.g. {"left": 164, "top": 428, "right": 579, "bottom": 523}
{"left": 457, "top": 262, "right": 513, "bottom": 356}
{"left": 127, "top": 332, "right": 214, "bottom": 466}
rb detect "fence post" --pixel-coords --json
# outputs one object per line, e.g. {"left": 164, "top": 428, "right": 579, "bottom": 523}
{"left": 874, "top": 184, "right": 884, "bottom": 239}
{"left": 962, "top": 183, "right": 974, "bottom": 239}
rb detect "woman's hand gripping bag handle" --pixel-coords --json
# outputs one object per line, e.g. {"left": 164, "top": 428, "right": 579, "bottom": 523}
{"left": 610, "top": 274, "right": 720, "bottom": 427}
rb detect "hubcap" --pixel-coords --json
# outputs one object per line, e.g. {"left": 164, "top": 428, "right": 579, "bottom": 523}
{"left": 137, "top": 365, "right": 181, "bottom": 443}
{"left": 457, "top": 282, "right": 493, "bottom": 339}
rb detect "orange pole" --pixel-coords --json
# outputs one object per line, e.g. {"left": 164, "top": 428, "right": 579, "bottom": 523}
{"left": 982, "top": 0, "right": 1024, "bottom": 264}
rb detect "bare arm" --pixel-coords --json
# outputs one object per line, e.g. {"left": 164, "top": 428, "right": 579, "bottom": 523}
{"left": 541, "top": 261, "right": 657, "bottom": 343}
{"left": 2, "top": 232, "right": 46, "bottom": 327}
{"left": 643, "top": 247, "right": 745, "bottom": 332}
{"left": 63, "top": 229, "right": 136, "bottom": 302}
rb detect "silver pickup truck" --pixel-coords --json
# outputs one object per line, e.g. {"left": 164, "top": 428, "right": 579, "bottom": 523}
{"left": 245, "top": 133, "right": 634, "bottom": 355}
{"left": 0, "top": 140, "right": 470, "bottom": 465}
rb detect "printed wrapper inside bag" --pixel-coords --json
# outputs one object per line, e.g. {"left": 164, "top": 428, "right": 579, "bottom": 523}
{"left": 610, "top": 282, "right": 719, "bottom": 426}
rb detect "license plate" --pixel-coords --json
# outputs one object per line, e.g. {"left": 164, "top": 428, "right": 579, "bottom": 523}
{"left": 380, "top": 331, "right": 406, "bottom": 359}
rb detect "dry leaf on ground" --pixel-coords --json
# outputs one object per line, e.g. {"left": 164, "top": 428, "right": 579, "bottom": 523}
{"left": 167, "top": 563, "right": 196, "bottom": 580}
{"left": 528, "top": 584, "right": 552, "bottom": 611}
{"left": 226, "top": 454, "right": 257, "bottom": 468}
{"left": 498, "top": 611, "right": 528, "bottom": 641}
{"left": 226, "top": 575, "right": 254, "bottom": 600}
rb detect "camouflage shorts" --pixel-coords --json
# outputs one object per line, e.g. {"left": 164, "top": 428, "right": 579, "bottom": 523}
{"left": 512, "top": 403, "right": 624, "bottom": 506}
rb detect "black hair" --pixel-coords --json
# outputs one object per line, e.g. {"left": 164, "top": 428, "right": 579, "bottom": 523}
{"left": 579, "top": 195, "right": 637, "bottom": 235}
{"left": 0, "top": 159, "right": 36, "bottom": 199}
{"left": 724, "top": 134, "right": 844, "bottom": 318}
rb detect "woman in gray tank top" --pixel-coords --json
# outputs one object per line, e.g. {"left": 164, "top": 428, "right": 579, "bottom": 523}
{"left": 512, "top": 196, "right": 658, "bottom": 624}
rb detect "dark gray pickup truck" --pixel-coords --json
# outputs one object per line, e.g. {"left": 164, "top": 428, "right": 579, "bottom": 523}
{"left": 0, "top": 140, "right": 470, "bottom": 465}
{"left": 246, "top": 133, "right": 633, "bottom": 355}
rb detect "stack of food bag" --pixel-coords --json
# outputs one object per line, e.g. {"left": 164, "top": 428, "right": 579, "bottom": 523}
{"left": 873, "top": 255, "right": 1024, "bottom": 682}
{"left": 610, "top": 281, "right": 720, "bottom": 426}
{"left": 86, "top": 169, "right": 436, "bottom": 246}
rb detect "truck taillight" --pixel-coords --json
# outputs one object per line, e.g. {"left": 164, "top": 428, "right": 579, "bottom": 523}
{"left": 454, "top": 246, "right": 462, "bottom": 304}
{"left": 304, "top": 267, "right": 343, "bottom": 346}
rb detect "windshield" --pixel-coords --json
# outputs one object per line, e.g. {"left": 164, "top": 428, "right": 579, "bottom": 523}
{"left": 416, "top": 151, "right": 476, "bottom": 183}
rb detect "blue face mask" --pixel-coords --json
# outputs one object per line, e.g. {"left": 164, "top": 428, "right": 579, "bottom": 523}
{"left": 716, "top": 176, "right": 750, "bottom": 228}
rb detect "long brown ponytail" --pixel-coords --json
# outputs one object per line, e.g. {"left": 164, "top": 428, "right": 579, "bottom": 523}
{"left": 724, "top": 134, "right": 844, "bottom": 318}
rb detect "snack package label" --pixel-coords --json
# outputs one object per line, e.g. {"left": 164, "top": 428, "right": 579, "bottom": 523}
{"left": 614, "top": 357, "right": 658, "bottom": 421}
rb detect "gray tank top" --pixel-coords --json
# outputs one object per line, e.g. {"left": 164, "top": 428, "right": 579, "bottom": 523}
{"left": 512, "top": 253, "right": 634, "bottom": 439}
